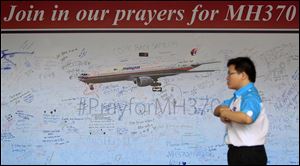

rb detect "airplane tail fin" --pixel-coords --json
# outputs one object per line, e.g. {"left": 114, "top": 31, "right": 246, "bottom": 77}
{"left": 188, "top": 48, "right": 220, "bottom": 65}
{"left": 190, "top": 48, "right": 198, "bottom": 56}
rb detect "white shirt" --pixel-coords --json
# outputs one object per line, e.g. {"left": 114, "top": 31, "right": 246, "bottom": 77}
{"left": 222, "top": 83, "right": 269, "bottom": 146}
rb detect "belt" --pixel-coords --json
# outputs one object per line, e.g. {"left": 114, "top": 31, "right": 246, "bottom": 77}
{"left": 228, "top": 144, "right": 264, "bottom": 149}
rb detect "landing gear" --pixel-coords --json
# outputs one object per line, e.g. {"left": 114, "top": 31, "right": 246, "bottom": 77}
{"left": 152, "top": 82, "right": 161, "bottom": 86}
{"left": 152, "top": 86, "right": 162, "bottom": 92}
{"left": 151, "top": 81, "right": 162, "bottom": 92}
{"left": 89, "top": 84, "right": 94, "bottom": 90}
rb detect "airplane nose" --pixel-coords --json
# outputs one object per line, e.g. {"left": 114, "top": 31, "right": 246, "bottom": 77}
{"left": 78, "top": 76, "right": 84, "bottom": 81}
{"left": 78, "top": 73, "right": 88, "bottom": 81}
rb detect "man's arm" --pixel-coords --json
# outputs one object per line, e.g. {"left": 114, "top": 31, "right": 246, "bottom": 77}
{"left": 220, "top": 109, "right": 253, "bottom": 124}
{"left": 214, "top": 105, "right": 253, "bottom": 124}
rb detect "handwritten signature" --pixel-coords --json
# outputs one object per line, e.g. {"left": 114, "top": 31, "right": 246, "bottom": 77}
{"left": 1, "top": 49, "right": 34, "bottom": 69}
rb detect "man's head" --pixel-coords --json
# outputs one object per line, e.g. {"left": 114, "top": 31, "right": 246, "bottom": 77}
{"left": 226, "top": 57, "right": 256, "bottom": 90}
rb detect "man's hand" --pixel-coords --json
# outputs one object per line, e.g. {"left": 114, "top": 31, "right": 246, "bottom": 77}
{"left": 214, "top": 105, "right": 231, "bottom": 117}
{"left": 220, "top": 116, "right": 231, "bottom": 123}
{"left": 214, "top": 105, "right": 232, "bottom": 123}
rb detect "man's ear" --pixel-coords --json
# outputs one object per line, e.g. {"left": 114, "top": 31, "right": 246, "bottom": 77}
{"left": 241, "top": 72, "right": 249, "bottom": 80}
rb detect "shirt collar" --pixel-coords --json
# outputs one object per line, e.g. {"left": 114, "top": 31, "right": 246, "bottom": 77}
{"left": 234, "top": 82, "right": 254, "bottom": 98}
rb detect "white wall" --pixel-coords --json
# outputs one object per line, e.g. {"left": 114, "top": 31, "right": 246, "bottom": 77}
{"left": 1, "top": 33, "right": 299, "bottom": 164}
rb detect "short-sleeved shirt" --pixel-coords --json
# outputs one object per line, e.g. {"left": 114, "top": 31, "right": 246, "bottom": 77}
{"left": 221, "top": 82, "right": 269, "bottom": 146}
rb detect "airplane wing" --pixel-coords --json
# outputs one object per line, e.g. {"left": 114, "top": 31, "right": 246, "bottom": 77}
{"left": 129, "top": 69, "right": 218, "bottom": 81}
{"left": 179, "top": 69, "right": 218, "bottom": 73}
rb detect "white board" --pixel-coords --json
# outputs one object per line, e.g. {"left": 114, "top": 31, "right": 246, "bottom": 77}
{"left": 1, "top": 33, "right": 299, "bottom": 164}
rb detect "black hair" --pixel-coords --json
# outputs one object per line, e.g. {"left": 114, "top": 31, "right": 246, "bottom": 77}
{"left": 227, "top": 57, "right": 256, "bottom": 82}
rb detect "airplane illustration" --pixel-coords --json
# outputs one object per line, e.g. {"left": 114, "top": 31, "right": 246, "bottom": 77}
{"left": 78, "top": 51, "right": 219, "bottom": 92}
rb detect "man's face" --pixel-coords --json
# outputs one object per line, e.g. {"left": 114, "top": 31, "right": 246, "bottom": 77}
{"left": 226, "top": 65, "right": 242, "bottom": 90}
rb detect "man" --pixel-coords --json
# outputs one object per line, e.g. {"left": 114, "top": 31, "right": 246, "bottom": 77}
{"left": 214, "top": 57, "right": 269, "bottom": 165}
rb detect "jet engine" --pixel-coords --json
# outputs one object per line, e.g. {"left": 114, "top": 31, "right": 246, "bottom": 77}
{"left": 134, "top": 76, "right": 154, "bottom": 87}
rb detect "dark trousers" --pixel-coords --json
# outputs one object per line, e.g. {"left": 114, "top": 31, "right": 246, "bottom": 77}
{"left": 227, "top": 144, "right": 267, "bottom": 165}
